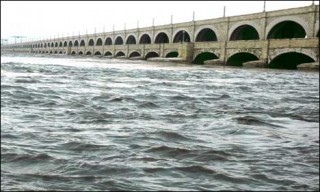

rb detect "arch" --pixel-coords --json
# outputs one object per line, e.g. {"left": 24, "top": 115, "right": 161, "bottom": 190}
{"left": 193, "top": 52, "right": 219, "bottom": 64}
{"left": 78, "top": 51, "right": 83, "bottom": 55}
{"left": 129, "top": 51, "right": 140, "bottom": 58}
{"left": 48, "top": 43, "right": 50, "bottom": 47}
{"left": 80, "top": 39, "right": 85, "bottom": 46}
{"left": 86, "top": 51, "right": 92, "bottom": 55}
{"left": 145, "top": 52, "right": 159, "bottom": 59}
{"left": 267, "top": 19, "right": 307, "bottom": 39}
{"left": 94, "top": 51, "right": 101, "bottom": 55}
{"left": 165, "top": 52, "right": 179, "bottom": 58}
{"left": 71, "top": 51, "right": 76, "bottom": 55}
{"left": 49, "top": 51, "right": 53, "bottom": 54}
{"left": 268, "top": 52, "right": 315, "bottom": 70}
{"left": 229, "top": 25, "right": 259, "bottom": 41}
{"left": 173, "top": 30, "right": 191, "bottom": 43}
{"left": 88, "top": 39, "right": 94, "bottom": 46}
{"left": 116, "top": 51, "right": 125, "bottom": 57}
{"left": 54, "top": 51, "right": 58, "bottom": 54}
{"left": 126, "top": 35, "right": 136, "bottom": 44}
{"left": 55, "top": 42, "right": 58, "bottom": 47}
{"left": 64, "top": 41, "right": 68, "bottom": 47}
{"left": 195, "top": 28, "right": 218, "bottom": 42}
{"left": 115, "top": 36, "right": 124, "bottom": 45}
{"left": 74, "top": 40, "right": 79, "bottom": 46}
{"left": 139, "top": 34, "right": 151, "bottom": 44}
{"left": 104, "top": 51, "right": 112, "bottom": 56}
{"left": 40, "top": 44, "right": 43, "bottom": 48}
{"left": 155, "top": 32, "right": 169, "bottom": 43}
{"left": 227, "top": 52, "right": 259, "bottom": 66}
{"left": 59, "top": 42, "right": 63, "bottom": 47}
{"left": 96, "top": 38, "right": 103, "bottom": 46}
{"left": 68, "top": 41, "right": 73, "bottom": 47}
{"left": 59, "top": 51, "right": 63, "bottom": 54}
{"left": 105, "top": 37, "right": 112, "bottom": 45}
{"left": 45, "top": 51, "right": 48, "bottom": 53}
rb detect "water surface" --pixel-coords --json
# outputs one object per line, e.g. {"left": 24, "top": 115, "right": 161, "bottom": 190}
{"left": 1, "top": 53, "right": 319, "bottom": 191}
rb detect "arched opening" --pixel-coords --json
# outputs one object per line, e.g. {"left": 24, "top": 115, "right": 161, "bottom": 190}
{"left": 69, "top": 41, "right": 73, "bottom": 47}
{"left": 80, "top": 40, "right": 85, "bottom": 46}
{"left": 71, "top": 51, "right": 76, "bottom": 55}
{"left": 129, "top": 52, "right": 140, "bottom": 58}
{"left": 40, "top": 44, "right": 43, "bottom": 48}
{"left": 59, "top": 51, "right": 63, "bottom": 54}
{"left": 126, "top": 35, "right": 136, "bottom": 44}
{"left": 165, "top": 52, "right": 179, "bottom": 58}
{"left": 227, "top": 52, "right": 259, "bottom": 66}
{"left": 86, "top": 51, "right": 92, "bottom": 55}
{"left": 173, "top": 30, "right": 191, "bottom": 43}
{"left": 51, "top": 43, "right": 54, "bottom": 47}
{"left": 49, "top": 51, "right": 53, "bottom": 54}
{"left": 116, "top": 51, "right": 125, "bottom": 57}
{"left": 267, "top": 21, "right": 306, "bottom": 39}
{"left": 94, "top": 51, "right": 101, "bottom": 55}
{"left": 139, "top": 34, "right": 151, "bottom": 44}
{"left": 74, "top": 40, "right": 79, "bottom": 46}
{"left": 44, "top": 44, "right": 47, "bottom": 48}
{"left": 78, "top": 51, "right": 83, "bottom": 55}
{"left": 59, "top": 42, "right": 63, "bottom": 47}
{"left": 317, "top": 30, "right": 319, "bottom": 38}
{"left": 230, "top": 25, "right": 259, "bottom": 40}
{"left": 145, "top": 52, "right": 159, "bottom": 59}
{"left": 88, "top": 39, "right": 94, "bottom": 46}
{"left": 48, "top": 43, "right": 50, "bottom": 47}
{"left": 54, "top": 51, "right": 58, "bottom": 54}
{"left": 46, "top": 51, "right": 48, "bottom": 53}
{"left": 195, "top": 28, "right": 218, "bottom": 42}
{"left": 64, "top": 41, "right": 68, "bottom": 47}
{"left": 104, "top": 51, "right": 112, "bottom": 56}
{"left": 55, "top": 42, "right": 58, "bottom": 47}
{"left": 193, "top": 52, "right": 219, "bottom": 64}
{"left": 268, "top": 52, "right": 315, "bottom": 70}
{"left": 155, "top": 32, "right": 169, "bottom": 43}
{"left": 115, "top": 36, "right": 124, "bottom": 45}
{"left": 96, "top": 38, "right": 102, "bottom": 46}
{"left": 105, "top": 37, "right": 112, "bottom": 45}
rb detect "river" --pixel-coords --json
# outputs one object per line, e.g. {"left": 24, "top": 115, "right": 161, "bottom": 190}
{"left": 1, "top": 53, "right": 319, "bottom": 191}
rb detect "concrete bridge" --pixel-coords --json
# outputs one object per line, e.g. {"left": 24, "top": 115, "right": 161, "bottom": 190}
{"left": 2, "top": 4, "right": 319, "bottom": 69}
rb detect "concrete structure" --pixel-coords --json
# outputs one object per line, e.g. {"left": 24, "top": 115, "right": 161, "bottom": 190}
{"left": 2, "top": 4, "right": 319, "bottom": 69}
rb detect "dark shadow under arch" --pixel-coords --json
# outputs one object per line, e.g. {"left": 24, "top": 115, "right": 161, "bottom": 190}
{"left": 166, "top": 52, "right": 179, "bottom": 58}
{"left": 105, "top": 37, "right": 112, "bottom": 45}
{"left": 145, "top": 52, "right": 159, "bottom": 59}
{"left": 116, "top": 51, "right": 125, "bottom": 57}
{"left": 193, "top": 52, "right": 218, "bottom": 64}
{"left": 96, "top": 38, "right": 103, "bottom": 46}
{"left": 155, "top": 32, "right": 169, "bottom": 44}
{"left": 126, "top": 35, "right": 136, "bottom": 44}
{"left": 196, "top": 28, "right": 218, "bottom": 42}
{"left": 115, "top": 37, "right": 124, "bottom": 45}
{"left": 268, "top": 52, "right": 315, "bottom": 70}
{"left": 105, "top": 51, "right": 112, "bottom": 56}
{"left": 230, "top": 25, "right": 259, "bottom": 40}
{"left": 173, "top": 30, "right": 191, "bottom": 43}
{"left": 139, "top": 34, "right": 151, "bottom": 44}
{"left": 129, "top": 52, "right": 140, "bottom": 58}
{"left": 267, "top": 21, "right": 306, "bottom": 39}
{"left": 94, "top": 51, "right": 102, "bottom": 55}
{"left": 227, "top": 52, "right": 259, "bottom": 66}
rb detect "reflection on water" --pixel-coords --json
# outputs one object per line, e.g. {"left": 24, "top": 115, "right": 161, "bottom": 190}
{"left": 1, "top": 53, "right": 319, "bottom": 191}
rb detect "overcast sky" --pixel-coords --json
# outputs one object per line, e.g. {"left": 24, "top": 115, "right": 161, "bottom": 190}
{"left": 1, "top": 1, "right": 318, "bottom": 44}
